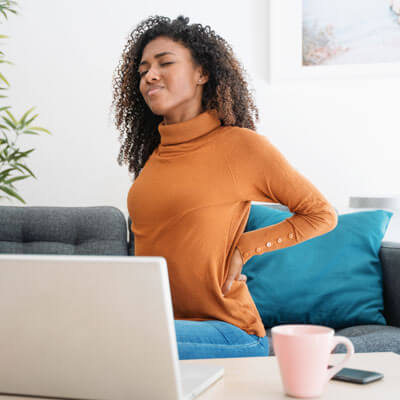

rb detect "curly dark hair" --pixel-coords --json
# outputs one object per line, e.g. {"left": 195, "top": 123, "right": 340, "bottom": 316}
{"left": 111, "top": 15, "right": 259, "bottom": 180}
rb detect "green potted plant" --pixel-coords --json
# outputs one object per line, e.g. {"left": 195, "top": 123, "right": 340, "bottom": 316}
{"left": 0, "top": 0, "right": 52, "bottom": 204}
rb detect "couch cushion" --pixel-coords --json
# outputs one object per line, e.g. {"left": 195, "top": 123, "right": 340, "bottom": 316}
{"left": 0, "top": 206, "right": 128, "bottom": 256}
{"left": 265, "top": 325, "right": 400, "bottom": 355}
{"left": 242, "top": 205, "right": 393, "bottom": 329}
{"left": 333, "top": 325, "right": 400, "bottom": 354}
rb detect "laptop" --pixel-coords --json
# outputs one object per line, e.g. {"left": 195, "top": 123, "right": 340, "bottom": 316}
{"left": 0, "top": 254, "right": 224, "bottom": 400}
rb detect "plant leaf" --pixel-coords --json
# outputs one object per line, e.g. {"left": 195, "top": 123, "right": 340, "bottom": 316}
{"left": 8, "top": 147, "right": 19, "bottom": 158}
{"left": 1, "top": 115, "right": 16, "bottom": 129}
{"left": 19, "top": 106, "right": 36, "bottom": 127}
{"left": 5, "top": 109, "right": 17, "bottom": 125}
{"left": 21, "top": 130, "right": 39, "bottom": 135}
{"left": 13, "top": 150, "right": 35, "bottom": 162}
{"left": 0, "top": 166, "right": 14, "bottom": 173}
{"left": 16, "top": 148, "right": 35, "bottom": 156}
{"left": 4, "top": 175, "right": 31, "bottom": 184}
{"left": 15, "top": 162, "right": 36, "bottom": 178}
{"left": 0, "top": 167, "right": 15, "bottom": 178}
{"left": 24, "top": 113, "right": 39, "bottom": 126}
{"left": 0, "top": 185, "right": 26, "bottom": 204}
{"left": 0, "top": 9, "right": 8, "bottom": 20}
{"left": 28, "top": 126, "right": 52, "bottom": 135}
{"left": 0, "top": 72, "right": 10, "bottom": 87}
{"left": 9, "top": 163, "right": 24, "bottom": 174}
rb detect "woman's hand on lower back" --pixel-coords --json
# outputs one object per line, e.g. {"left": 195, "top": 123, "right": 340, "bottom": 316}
{"left": 222, "top": 248, "right": 246, "bottom": 296}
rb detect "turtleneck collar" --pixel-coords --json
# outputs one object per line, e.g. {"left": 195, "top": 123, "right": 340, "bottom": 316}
{"left": 158, "top": 109, "right": 221, "bottom": 146}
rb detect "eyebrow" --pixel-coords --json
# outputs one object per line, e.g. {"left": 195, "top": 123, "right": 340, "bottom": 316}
{"left": 139, "top": 51, "right": 175, "bottom": 67}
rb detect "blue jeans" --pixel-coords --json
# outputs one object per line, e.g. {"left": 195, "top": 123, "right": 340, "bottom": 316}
{"left": 174, "top": 319, "right": 269, "bottom": 360}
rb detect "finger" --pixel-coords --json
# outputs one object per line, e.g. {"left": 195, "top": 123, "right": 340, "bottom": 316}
{"left": 222, "top": 271, "right": 246, "bottom": 296}
{"left": 222, "top": 278, "right": 233, "bottom": 296}
{"left": 222, "top": 270, "right": 240, "bottom": 295}
{"left": 222, "top": 273, "right": 239, "bottom": 296}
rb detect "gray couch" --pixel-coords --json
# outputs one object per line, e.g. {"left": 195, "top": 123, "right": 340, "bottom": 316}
{"left": 1, "top": 205, "right": 399, "bottom": 356}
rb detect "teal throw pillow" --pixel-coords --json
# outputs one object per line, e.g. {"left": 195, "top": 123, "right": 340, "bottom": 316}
{"left": 242, "top": 205, "right": 393, "bottom": 329}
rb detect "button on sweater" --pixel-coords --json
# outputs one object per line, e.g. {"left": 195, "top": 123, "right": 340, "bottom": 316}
{"left": 127, "top": 109, "right": 338, "bottom": 337}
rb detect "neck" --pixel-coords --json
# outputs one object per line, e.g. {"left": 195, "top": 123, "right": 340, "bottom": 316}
{"left": 162, "top": 104, "right": 204, "bottom": 125}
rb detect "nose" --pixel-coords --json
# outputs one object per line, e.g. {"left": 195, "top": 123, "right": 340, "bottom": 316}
{"left": 144, "top": 65, "right": 160, "bottom": 82}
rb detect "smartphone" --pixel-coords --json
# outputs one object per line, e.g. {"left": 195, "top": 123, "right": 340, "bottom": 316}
{"left": 327, "top": 365, "right": 384, "bottom": 384}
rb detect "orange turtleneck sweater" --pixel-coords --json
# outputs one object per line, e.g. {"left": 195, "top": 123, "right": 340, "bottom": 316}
{"left": 127, "top": 109, "right": 337, "bottom": 337}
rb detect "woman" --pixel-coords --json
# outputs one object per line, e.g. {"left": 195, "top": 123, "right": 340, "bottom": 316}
{"left": 111, "top": 15, "right": 337, "bottom": 360}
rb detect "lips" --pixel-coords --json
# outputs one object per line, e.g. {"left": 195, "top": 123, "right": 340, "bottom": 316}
{"left": 147, "top": 86, "right": 164, "bottom": 96}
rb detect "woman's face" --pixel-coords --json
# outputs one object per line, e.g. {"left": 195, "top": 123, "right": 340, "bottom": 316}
{"left": 138, "top": 36, "right": 208, "bottom": 124}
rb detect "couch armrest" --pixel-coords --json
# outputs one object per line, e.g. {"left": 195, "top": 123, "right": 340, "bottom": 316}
{"left": 380, "top": 241, "right": 400, "bottom": 327}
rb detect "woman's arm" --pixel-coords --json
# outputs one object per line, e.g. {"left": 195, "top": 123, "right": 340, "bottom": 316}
{"left": 223, "top": 127, "right": 338, "bottom": 264}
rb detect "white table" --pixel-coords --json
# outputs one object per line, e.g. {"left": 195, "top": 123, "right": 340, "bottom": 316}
{"left": 181, "top": 352, "right": 400, "bottom": 399}
{"left": 0, "top": 352, "right": 397, "bottom": 399}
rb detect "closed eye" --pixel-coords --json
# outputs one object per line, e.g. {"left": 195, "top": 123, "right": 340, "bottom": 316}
{"left": 139, "top": 62, "right": 174, "bottom": 78}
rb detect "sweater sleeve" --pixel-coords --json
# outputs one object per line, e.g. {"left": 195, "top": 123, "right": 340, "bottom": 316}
{"left": 224, "top": 128, "right": 338, "bottom": 264}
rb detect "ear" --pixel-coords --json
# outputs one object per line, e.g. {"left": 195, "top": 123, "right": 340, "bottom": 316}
{"left": 196, "top": 67, "right": 209, "bottom": 85}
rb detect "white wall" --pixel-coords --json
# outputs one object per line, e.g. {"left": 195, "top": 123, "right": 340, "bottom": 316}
{"left": 3, "top": 0, "right": 400, "bottom": 237}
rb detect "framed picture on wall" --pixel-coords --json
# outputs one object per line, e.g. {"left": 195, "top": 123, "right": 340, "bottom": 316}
{"left": 268, "top": 0, "right": 400, "bottom": 83}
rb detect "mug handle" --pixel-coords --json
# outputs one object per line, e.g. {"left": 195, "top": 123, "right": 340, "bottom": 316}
{"left": 325, "top": 336, "right": 354, "bottom": 383}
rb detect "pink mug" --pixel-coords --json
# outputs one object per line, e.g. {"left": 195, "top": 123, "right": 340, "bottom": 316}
{"left": 271, "top": 324, "right": 354, "bottom": 398}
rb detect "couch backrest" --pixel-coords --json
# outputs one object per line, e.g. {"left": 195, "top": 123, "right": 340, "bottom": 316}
{"left": 0, "top": 206, "right": 128, "bottom": 256}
